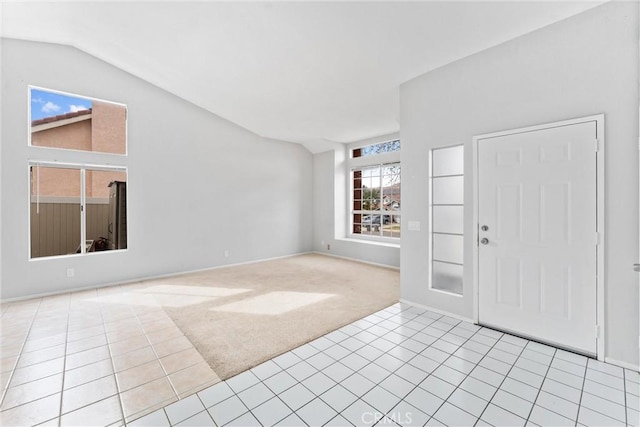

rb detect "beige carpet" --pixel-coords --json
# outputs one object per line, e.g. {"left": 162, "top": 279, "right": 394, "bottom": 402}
{"left": 145, "top": 253, "right": 399, "bottom": 380}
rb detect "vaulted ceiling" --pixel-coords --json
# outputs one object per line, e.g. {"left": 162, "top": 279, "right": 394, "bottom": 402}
{"left": 1, "top": 1, "right": 605, "bottom": 151}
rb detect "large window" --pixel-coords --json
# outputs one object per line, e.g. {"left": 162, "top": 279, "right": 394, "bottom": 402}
{"left": 28, "top": 87, "right": 128, "bottom": 259}
{"left": 351, "top": 139, "right": 401, "bottom": 240}
{"left": 30, "top": 87, "right": 126, "bottom": 154}
{"left": 429, "top": 145, "right": 464, "bottom": 295}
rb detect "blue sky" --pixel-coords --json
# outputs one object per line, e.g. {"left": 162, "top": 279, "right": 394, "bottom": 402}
{"left": 30, "top": 88, "right": 92, "bottom": 121}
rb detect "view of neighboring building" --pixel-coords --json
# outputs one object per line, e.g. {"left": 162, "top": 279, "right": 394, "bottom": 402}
{"left": 30, "top": 94, "right": 127, "bottom": 258}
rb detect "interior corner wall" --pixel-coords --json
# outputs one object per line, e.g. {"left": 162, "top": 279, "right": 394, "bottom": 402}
{"left": 400, "top": 1, "right": 639, "bottom": 367}
{"left": 312, "top": 150, "right": 400, "bottom": 268}
{"left": 0, "top": 38, "right": 313, "bottom": 300}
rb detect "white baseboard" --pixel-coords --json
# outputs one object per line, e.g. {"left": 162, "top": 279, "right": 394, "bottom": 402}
{"left": 399, "top": 298, "right": 475, "bottom": 324}
{"left": 604, "top": 357, "right": 639, "bottom": 372}
{"left": 0, "top": 251, "right": 313, "bottom": 303}
{"left": 312, "top": 251, "right": 399, "bottom": 271}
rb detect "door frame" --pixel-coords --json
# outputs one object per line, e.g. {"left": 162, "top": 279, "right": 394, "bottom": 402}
{"left": 471, "top": 114, "right": 605, "bottom": 360}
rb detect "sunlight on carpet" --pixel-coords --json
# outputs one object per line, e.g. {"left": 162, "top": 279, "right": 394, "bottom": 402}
{"left": 138, "top": 253, "right": 400, "bottom": 379}
{"left": 211, "top": 291, "right": 335, "bottom": 315}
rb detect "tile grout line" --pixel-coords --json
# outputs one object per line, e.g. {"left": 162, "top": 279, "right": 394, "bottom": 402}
{"left": 207, "top": 305, "right": 413, "bottom": 427}
{"left": 46, "top": 300, "right": 636, "bottom": 427}
{"left": 578, "top": 363, "right": 631, "bottom": 424}
{"left": 432, "top": 327, "right": 513, "bottom": 425}
{"left": 148, "top": 303, "right": 636, "bottom": 427}
{"left": 98, "top": 288, "right": 129, "bottom": 427}
{"left": 125, "top": 301, "right": 212, "bottom": 424}
{"left": 135, "top": 306, "right": 181, "bottom": 402}
{"left": 400, "top": 319, "right": 503, "bottom": 424}
{"left": 380, "top": 315, "right": 475, "bottom": 423}
{"left": 388, "top": 317, "right": 480, "bottom": 425}
{"left": 55, "top": 292, "right": 72, "bottom": 426}
{"left": 291, "top": 307, "right": 469, "bottom": 425}
{"left": 491, "top": 343, "right": 596, "bottom": 424}
{"left": 322, "top": 306, "right": 439, "bottom": 423}
{"left": 472, "top": 334, "right": 530, "bottom": 426}
{"left": 574, "top": 359, "right": 590, "bottom": 426}
{"left": 315, "top": 308, "right": 426, "bottom": 425}
{"left": 276, "top": 315, "right": 391, "bottom": 420}
{"left": 0, "top": 297, "right": 43, "bottom": 409}
{"left": 345, "top": 307, "right": 526, "bottom": 425}
{"left": 623, "top": 369, "right": 628, "bottom": 426}
{"left": 294, "top": 305, "right": 423, "bottom": 426}
{"left": 190, "top": 389, "right": 217, "bottom": 426}
{"left": 521, "top": 346, "right": 558, "bottom": 426}
{"left": 333, "top": 308, "right": 506, "bottom": 425}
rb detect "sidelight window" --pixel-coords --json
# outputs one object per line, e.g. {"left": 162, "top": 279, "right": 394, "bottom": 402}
{"left": 430, "top": 145, "right": 464, "bottom": 295}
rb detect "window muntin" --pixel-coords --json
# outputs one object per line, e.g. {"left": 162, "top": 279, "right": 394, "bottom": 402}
{"left": 30, "top": 87, "right": 127, "bottom": 155}
{"left": 352, "top": 163, "right": 401, "bottom": 239}
{"left": 430, "top": 145, "right": 464, "bottom": 295}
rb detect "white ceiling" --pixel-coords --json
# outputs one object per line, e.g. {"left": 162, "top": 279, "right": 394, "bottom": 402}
{"left": 1, "top": 1, "right": 605, "bottom": 151}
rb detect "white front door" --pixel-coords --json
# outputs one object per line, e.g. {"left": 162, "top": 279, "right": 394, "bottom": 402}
{"left": 478, "top": 120, "right": 598, "bottom": 355}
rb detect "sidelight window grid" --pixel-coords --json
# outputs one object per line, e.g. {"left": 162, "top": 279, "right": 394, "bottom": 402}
{"left": 429, "top": 144, "right": 464, "bottom": 296}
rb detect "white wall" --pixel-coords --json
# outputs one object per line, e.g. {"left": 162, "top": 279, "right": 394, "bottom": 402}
{"left": 312, "top": 137, "right": 400, "bottom": 268}
{"left": 0, "top": 38, "right": 313, "bottom": 300}
{"left": 400, "top": 2, "right": 639, "bottom": 367}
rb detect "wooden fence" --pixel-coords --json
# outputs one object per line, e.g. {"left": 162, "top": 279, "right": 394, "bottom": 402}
{"left": 30, "top": 201, "right": 110, "bottom": 258}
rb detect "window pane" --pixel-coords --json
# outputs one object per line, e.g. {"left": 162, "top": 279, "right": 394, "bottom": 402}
{"left": 433, "top": 145, "right": 464, "bottom": 176}
{"left": 363, "top": 188, "right": 379, "bottom": 210}
{"left": 433, "top": 206, "right": 464, "bottom": 235}
{"left": 30, "top": 166, "right": 81, "bottom": 258}
{"left": 432, "top": 261, "right": 463, "bottom": 295}
{"left": 433, "top": 233, "right": 463, "bottom": 264}
{"left": 362, "top": 167, "right": 375, "bottom": 178}
{"left": 353, "top": 139, "right": 400, "bottom": 157}
{"left": 360, "top": 215, "right": 378, "bottom": 236}
{"left": 432, "top": 176, "right": 463, "bottom": 205}
{"left": 30, "top": 87, "right": 126, "bottom": 154}
{"left": 382, "top": 171, "right": 400, "bottom": 212}
{"left": 352, "top": 162, "right": 400, "bottom": 240}
{"left": 430, "top": 145, "right": 464, "bottom": 295}
{"left": 382, "top": 215, "right": 401, "bottom": 238}
{"left": 86, "top": 170, "right": 127, "bottom": 251}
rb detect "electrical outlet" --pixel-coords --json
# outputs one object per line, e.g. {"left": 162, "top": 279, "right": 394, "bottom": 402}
{"left": 224, "top": 250, "right": 229, "bottom": 257}
{"left": 66, "top": 268, "right": 75, "bottom": 278}
{"left": 327, "top": 244, "right": 331, "bottom": 251}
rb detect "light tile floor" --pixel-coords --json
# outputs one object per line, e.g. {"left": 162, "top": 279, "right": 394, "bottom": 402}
{"left": 0, "top": 285, "right": 220, "bottom": 425}
{"left": 2, "top": 293, "right": 638, "bottom": 426}
{"left": 129, "top": 303, "right": 638, "bottom": 427}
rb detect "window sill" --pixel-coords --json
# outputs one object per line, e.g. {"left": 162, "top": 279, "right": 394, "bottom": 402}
{"left": 337, "top": 236, "right": 401, "bottom": 249}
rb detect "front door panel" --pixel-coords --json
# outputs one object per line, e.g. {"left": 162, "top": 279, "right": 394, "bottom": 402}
{"left": 478, "top": 121, "right": 597, "bottom": 355}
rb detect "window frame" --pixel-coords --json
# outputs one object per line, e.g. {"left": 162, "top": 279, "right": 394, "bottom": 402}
{"left": 348, "top": 138, "right": 401, "bottom": 243}
{"left": 27, "top": 85, "right": 129, "bottom": 261}
{"left": 428, "top": 144, "right": 464, "bottom": 296}
{"left": 28, "top": 85, "right": 128, "bottom": 156}
{"left": 28, "top": 161, "right": 129, "bottom": 260}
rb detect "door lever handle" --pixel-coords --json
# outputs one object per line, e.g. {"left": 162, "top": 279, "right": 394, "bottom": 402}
{"left": 480, "top": 238, "right": 489, "bottom": 245}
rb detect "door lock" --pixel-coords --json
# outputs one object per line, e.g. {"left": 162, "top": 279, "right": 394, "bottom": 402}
{"left": 481, "top": 225, "right": 489, "bottom": 231}
{"left": 480, "top": 238, "right": 489, "bottom": 245}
